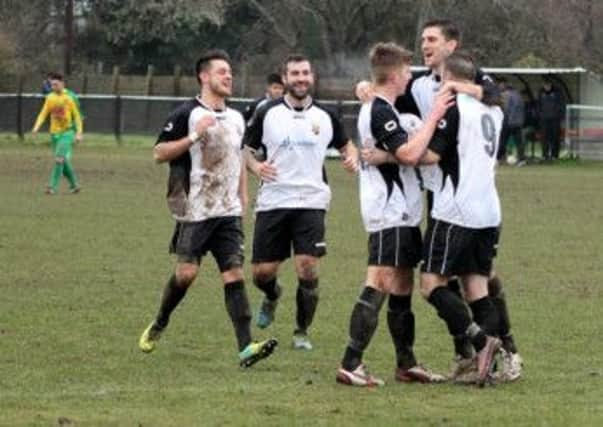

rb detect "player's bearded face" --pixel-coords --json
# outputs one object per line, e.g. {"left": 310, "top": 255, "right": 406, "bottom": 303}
{"left": 421, "top": 27, "right": 457, "bottom": 70}
{"left": 206, "top": 60, "right": 233, "bottom": 97}
{"left": 284, "top": 61, "right": 314, "bottom": 100}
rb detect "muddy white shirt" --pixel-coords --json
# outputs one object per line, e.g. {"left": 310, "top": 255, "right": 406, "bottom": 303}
{"left": 156, "top": 97, "right": 245, "bottom": 222}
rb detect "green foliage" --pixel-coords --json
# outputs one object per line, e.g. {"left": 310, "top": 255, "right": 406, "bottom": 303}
{"left": 1, "top": 137, "right": 602, "bottom": 425}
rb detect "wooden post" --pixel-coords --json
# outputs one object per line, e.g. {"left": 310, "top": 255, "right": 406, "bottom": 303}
{"left": 82, "top": 67, "right": 88, "bottom": 95}
{"left": 145, "top": 65, "right": 154, "bottom": 96}
{"left": 16, "top": 74, "right": 24, "bottom": 141}
{"left": 144, "top": 65, "right": 154, "bottom": 131}
{"left": 173, "top": 65, "right": 182, "bottom": 96}
{"left": 112, "top": 66, "right": 122, "bottom": 144}
{"left": 111, "top": 65, "right": 120, "bottom": 94}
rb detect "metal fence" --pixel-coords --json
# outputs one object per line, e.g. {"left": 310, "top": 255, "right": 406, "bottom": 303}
{"left": 565, "top": 104, "right": 603, "bottom": 160}
{"left": 0, "top": 93, "right": 361, "bottom": 143}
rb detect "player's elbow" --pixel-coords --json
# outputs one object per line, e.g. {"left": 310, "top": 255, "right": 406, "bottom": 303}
{"left": 153, "top": 147, "right": 167, "bottom": 163}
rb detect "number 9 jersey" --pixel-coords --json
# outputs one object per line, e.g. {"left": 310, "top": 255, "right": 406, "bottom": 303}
{"left": 427, "top": 93, "right": 504, "bottom": 228}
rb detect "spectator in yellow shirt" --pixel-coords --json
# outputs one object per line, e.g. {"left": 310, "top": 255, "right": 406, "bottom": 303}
{"left": 32, "top": 72, "right": 83, "bottom": 194}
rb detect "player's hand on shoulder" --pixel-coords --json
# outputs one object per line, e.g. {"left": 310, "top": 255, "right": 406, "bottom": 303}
{"left": 438, "top": 81, "right": 458, "bottom": 97}
{"left": 430, "top": 91, "right": 455, "bottom": 122}
{"left": 355, "top": 80, "right": 375, "bottom": 103}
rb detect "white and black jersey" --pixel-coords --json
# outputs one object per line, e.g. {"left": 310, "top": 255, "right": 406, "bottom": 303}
{"left": 357, "top": 95, "right": 423, "bottom": 232}
{"left": 243, "top": 97, "right": 348, "bottom": 212}
{"left": 395, "top": 69, "right": 499, "bottom": 119}
{"left": 427, "top": 94, "right": 503, "bottom": 228}
{"left": 394, "top": 70, "right": 499, "bottom": 192}
{"left": 156, "top": 97, "right": 245, "bottom": 222}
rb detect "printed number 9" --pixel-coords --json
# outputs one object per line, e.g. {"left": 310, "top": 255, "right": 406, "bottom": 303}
{"left": 481, "top": 114, "right": 497, "bottom": 157}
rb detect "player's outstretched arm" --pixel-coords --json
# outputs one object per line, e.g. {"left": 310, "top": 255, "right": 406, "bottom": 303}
{"left": 32, "top": 98, "right": 51, "bottom": 133}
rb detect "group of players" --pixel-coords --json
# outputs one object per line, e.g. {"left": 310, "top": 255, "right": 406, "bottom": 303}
{"left": 138, "top": 18, "right": 523, "bottom": 387}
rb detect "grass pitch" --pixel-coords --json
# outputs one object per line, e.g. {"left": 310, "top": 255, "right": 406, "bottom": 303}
{"left": 1, "top": 135, "right": 602, "bottom": 426}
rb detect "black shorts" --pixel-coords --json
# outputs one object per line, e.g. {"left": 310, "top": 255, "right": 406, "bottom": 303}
{"left": 368, "top": 226, "right": 422, "bottom": 268}
{"left": 421, "top": 219, "right": 498, "bottom": 277}
{"left": 169, "top": 216, "right": 244, "bottom": 272}
{"left": 252, "top": 209, "right": 326, "bottom": 263}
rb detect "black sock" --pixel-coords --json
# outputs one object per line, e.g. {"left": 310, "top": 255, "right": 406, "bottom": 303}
{"left": 295, "top": 278, "right": 319, "bottom": 334}
{"left": 447, "top": 277, "right": 463, "bottom": 299}
{"left": 488, "top": 276, "right": 518, "bottom": 352}
{"left": 387, "top": 294, "right": 417, "bottom": 370}
{"left": 469, "top": 296, "right": 499, "bottom": 337}
{"left": 224, "top": 280, "right": 252, "bottom": 352}
{"left": 453, "top": 335, "right": 475, "bottom": 359}
{"left": 341, "top": 286, "right": 386, "bottom": 371}
{"left": 502, "top": 334, "right": 518, "bottom": 354}
{"left": 428, "top": 286, "right": 487, "bottom": 352}
{"left": 427, "top": 286, "right": 472, "bottom": 337}
{"left": 155, "top": 274, "right": 189, "bottom": 329}
{"left": 254, "top": 276, "right": 279, "bottom": 301}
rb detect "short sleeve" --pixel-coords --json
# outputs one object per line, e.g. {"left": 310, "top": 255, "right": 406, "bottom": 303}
{"left": 325, "top": 108, "right": 348, "bottom": 149}
{"left": 476, "top": 70, "right": 502, "bottom": 107}
{"left": 428, "top": 105, "right": 460, "bottom": 156}
{"left": 156, "top": 106, "right": 190, "bottom": 146}
{"left": 370, "top": 103, "right": 408, "bottom": 155}
{"left": 242, "top": 102, "right": 270, "bottom": 150}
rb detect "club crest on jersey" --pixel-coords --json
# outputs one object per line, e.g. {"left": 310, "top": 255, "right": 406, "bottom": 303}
{"left": 438, "top": 119, "right": 447, "bottom": 129}
{"left": 164, "top": 122, "right": 173, "bottom": 132}
{"left": 312, "top": 122, "right": 320, "bottom": 135}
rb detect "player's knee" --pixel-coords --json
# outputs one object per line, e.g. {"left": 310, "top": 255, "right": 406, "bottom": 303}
{"left": 220, "top": 254, "right": 244, "bottom": 273}
{"left": 419, "top": 281, "right": 437, "bottom": 300}
{"left": 175, "top": 264, "right": 198, "bottom": 285}
{"left": 221, "top": 267, "right": 244, "bottom": 284}
{"left": 297, "top": 258, "right": 319, "bottom": 281}
{"left": 252, "top": 265, "right": 277, "bottom": 284}
{"left": 55, "top": 156, "right": 65, "bottom": 164}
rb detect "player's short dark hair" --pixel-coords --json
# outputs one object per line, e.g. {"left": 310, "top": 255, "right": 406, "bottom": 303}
{"left": 48, "top": 72, "right": 63, "bottom": 81}
{"left": 443, "top": 50, "right": 476, "bottom": 81}
{"left": 369, "top": 42, "right": 413, "bottom": 85}
{"left": 266, "top": 73, "right": 283, "bottom": 85}
{"left": 195, "top": 49, "right": 231, "bottom": 83}
{"left": 422, "top": 18, "right": 461, "bottom": 43}
{"left": 282, "top": 53, "right": 311, "bottom": 74}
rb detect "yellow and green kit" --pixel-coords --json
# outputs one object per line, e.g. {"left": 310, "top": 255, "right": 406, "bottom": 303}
{"left": 33, "top": 90, "right": 83, "bottom": 193}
